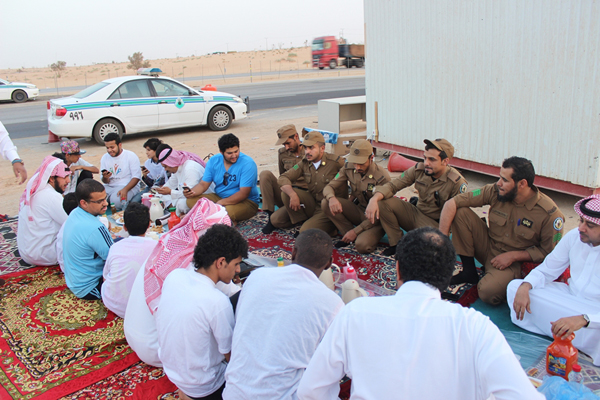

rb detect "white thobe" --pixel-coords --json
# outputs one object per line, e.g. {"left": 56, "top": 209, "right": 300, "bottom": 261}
{"left": 297, "top": 281, "right": 543, "bottom": 400}
{"left": 165, "top": 160, "right": 214, "bottom": 214}
{"left": 0, "top": 121, "right": 19, "bottom": 162}
{"left": 17, "top": 185, "right": 67, "bottom": 266}
{"left": 507, "top": 227, "right": 600, "bottom": 365}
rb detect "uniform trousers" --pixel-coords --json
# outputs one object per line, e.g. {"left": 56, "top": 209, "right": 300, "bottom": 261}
{"left": 322, "top": 197, "right": 385, "bottom": 254}
{"left": 270, "top": 188, "right": 336, "bottom": 235}
{"left": 379, "top": 197, "right": 439, "bottom": 246}
{"left": 451, "top": 207, "right": 522, "bottom": 305}
{"left": 186, "top": 193, "right": 258, "bottom": 222}
{"left": 258, "top": 170, "right": 283, "bottom": 213}
{"left": 507, "top": 280, "right": 600, "bottom": 365}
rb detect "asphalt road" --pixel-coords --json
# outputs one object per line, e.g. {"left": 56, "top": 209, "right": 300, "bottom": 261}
{"left": 0, "top": 76, "right": 365, "bottom": 139}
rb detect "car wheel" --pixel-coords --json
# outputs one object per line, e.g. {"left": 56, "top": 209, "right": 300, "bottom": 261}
{"left": 355, "top": 60, "right": 364, "bottom": 68}
{"left": 329, "top": 60, "right": 337, "bottom": 69}
{"left": 207, "top": 106, "right": 232, "bottom": 131}
{"left": 318, "top": 66, "right": 324, "bottom": 70}
{"left": 12, "top": 90, "right": 28, "bottom": 103}
{"left": 93, "top": 118, "right": 124, "bottom": 145}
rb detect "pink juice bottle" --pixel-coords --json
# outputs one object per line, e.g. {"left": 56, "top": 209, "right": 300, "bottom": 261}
{"left": 343, "top": 263, "right": 358, "bottom": 281}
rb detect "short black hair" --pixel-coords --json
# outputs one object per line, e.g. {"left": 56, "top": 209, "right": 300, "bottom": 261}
{"left": 193, "top": 224, "right": 248, "bottom": 269}
{"left": 76, "top": 178, "right": 105, "bottom": 203}
{"left": 143, "top": 138, "right": 162, "bottom": 151}
{"left": 123, "top": 202, "right": 150, "bottom": 236}
{"left": 395, "top": 227, "right": 456, "bottom": 291}
{"left": 424, "top": 143, "right": 447, "bottom": 161}
{"left": 218, "top": 133, "right": 240, "bottom": 153}
{"left": 293, "top": 229, "right": 333, "bottom": 270}
{"left": 52, "top": 152, "right": 66, "bottom": 161}
{"left": 63, "top": 193, "right": 78, "bottom": 215}
{"left": 155, "top": 143, "right": 173, "bottom": 163}
{"left": 502, "top": 156, "right": 535, "bottom": 187}
{"left": 103, "top": 133, "right": 121, "bottom": 145}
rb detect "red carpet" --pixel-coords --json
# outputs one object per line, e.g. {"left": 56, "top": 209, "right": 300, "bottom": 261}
{"left": 0, "top": 267, "right": 139, "bottom": 399}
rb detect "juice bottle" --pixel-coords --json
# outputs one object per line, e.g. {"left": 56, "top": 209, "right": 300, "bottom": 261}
{"left": 167, "top": 207, "right": 181, "bottom": 230}
{"left": 343, "top": 263, "right": 358, "bottom": 281}
{"left": 546, "top": 333, "right": 578, "bottom": 380}
{"left": 277, "top": 257, "right": 285, "bottom": 267}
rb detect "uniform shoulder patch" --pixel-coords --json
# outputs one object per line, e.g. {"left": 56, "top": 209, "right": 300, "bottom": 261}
{"left": 459, "top": 183, "right": 467, "bottom": 193}
{"left": 553, "top": 232, "right": 562, "bottom": 243}
{"left": 472, "top": 188, "right": 481, "bottom": 197}
{"left": 537, "top": 194, "right": 560, "bottom": 215}
{"left": 553, "top": 217, "right": 564, "bottom": 231}
{"left": 278, "top": 147, "right": 287, "bottom": 154}
{"left": 376, "top": 176, "right": 387, "bottom": 184}
{"left": 335, "top": 172, "right": 340, "bottom": 179}
{"left": 415, "top": 162, "right": 425, "bottom": 171}
{"left": 293, "top": 164, "right": 299, "bottom": 170}
{"left": 447, "top": 168, "right": 463, "bottom": 182}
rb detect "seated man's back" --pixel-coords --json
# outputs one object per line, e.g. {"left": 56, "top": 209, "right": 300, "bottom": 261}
{"left": 224, "top": 230, "right": 344, "bottom": 399}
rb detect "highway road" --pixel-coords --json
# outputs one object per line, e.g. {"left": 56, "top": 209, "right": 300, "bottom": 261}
{"left": 0, "top": 76, "right": 365, "bottom": 139}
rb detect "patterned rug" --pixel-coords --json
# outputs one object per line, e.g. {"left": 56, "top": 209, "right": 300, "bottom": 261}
{"left": 237, "top": 212, "right": 480, "bottom": 306}
{"left": 0, "top": 217, "right": 33, "bottom": 275}
{"left": 0, "top": 266, "right": 139, "bottom": 399}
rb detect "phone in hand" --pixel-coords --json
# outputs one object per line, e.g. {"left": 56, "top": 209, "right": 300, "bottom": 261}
{"left": 183, "top": 186, "right": 191, "bottom": 192}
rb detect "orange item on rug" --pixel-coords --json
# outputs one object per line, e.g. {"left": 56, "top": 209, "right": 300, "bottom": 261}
{"left": 167, "top": 207, "right": 181, "bottom": 230}
{"left": 388, "top": 152, "right": 416, "bottom": 172}
{"left": 546, "top": 333, "right": 578, "bottom": 380}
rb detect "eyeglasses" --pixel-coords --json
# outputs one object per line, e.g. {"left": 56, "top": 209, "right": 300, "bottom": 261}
{"left": 223, "top": 172, "right": 230, "bottom": 186}
{"left": 87, "top": 197, "right": 107, "bottom": 204}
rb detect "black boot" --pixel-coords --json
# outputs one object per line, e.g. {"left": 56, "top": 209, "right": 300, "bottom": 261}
{"left": 449, "top": 256, "right": 480, "bottom": 285}
{"left": 334, "top": 241, "right": 351, "bottom": 248}
{"left": 261, "top": 216, "right": 276, "bottom": 234}
{"left": 382, "top": 245, "right": 396, "bottom": 257}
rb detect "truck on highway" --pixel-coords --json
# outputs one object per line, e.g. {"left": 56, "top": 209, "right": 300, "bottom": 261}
{"left": 312, "top": 36, "right": 365, "bottom": 70}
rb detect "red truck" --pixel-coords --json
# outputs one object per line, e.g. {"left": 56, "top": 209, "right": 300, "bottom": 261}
{"left": 312, "top": 36, "right": 365, "bottom": 69}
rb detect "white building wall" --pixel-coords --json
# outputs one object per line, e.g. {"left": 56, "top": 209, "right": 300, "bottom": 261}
{"left": 365, "top": 0, "right": 600, "bottom": 188}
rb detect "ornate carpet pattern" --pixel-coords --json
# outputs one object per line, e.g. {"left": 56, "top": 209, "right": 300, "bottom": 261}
{"left": 0, "top": 217, "right": 32, "bottom": 275}
{"left": 0, "top": 267, "right": 139, "bottom": 399}
{"left": 237, "top": 212, "right": 480, "bottom": 305}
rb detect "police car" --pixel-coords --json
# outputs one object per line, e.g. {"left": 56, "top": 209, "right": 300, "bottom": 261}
{"left": 48, "top": 69, "right": 248, "bottom": 144}
{"left": 0, "top": 78, "right": 39, "bottom": 103}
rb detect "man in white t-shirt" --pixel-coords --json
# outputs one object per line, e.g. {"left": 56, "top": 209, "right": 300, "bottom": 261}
{"left": 156, "top": 224, "right": 248, "bottom": 400}
{"left": 155, "top": 144, "right": 214, "bottom": 215}
{"left": 100, "top": 133, "right": 141, "bottom": 210}
{"left": 223, "top": 229, "right": 344, "bottom": 400}
{"left": 60, "top": 140, "right": 99, "bottom": 194}
{"left": 17, "top": 155, "right": 71, "bottom": 266}
{"left": 297, "top": 227, "right": 543, "bottom": 400}
{"left": 102, "top": 202, "right": 156, "bottom": 318}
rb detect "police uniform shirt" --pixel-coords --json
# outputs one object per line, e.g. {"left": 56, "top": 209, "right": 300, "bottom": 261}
{"left": 278, "top": 146, "right": 307, "bottom": 189}
{"left": 323, "top": 161, "right": 390, "bottom": 234}
{"left": 453, "top": 183, "right": 565, "bottom": 262}
{"left": 374, "top": 163, "right": 467, "bottom": 220}
{"left": 278, "top": 152, "right": 345, "bottom": 203}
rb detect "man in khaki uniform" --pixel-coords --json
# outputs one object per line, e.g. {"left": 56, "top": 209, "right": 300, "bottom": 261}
{"left": 439, "top": 156, "right": 565, "bottom": 305}
{"left": 272, "top": 131, "right": 345, "bottom": 235}
{"left": 322, "top": 140, "right": 390, "bottom": 253}
{"left": 366, "top": 139, "right": 467, "bottom": 256}
{"left": 260, "top": 124, "right": 305, "bottom": 234}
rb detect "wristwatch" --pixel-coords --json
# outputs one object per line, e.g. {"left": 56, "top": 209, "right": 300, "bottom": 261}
{"left": 583, "top": 314, "right": 590, "bottom": 328}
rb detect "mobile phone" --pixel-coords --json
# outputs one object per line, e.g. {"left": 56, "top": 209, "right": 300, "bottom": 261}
{"left": 102, "top": 169, "right": 107, "bottom": 173}
{"left": 183, "top": 186, "right": 191, "bottom": 192}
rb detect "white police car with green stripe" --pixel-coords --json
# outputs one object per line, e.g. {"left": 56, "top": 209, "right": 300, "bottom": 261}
{"left": 48, "top": 70, "right": 248, "bottom": 144}
{"left": 0, "top": 78, "right": 39, "bottom": 103}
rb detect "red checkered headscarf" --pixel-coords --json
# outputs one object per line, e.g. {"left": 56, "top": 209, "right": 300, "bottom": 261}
{"left": 575, "top": 194, "right": 600, "bottom": 226}
{"left": 157, "top": 147, "right": 206, "bottom": 168}
{"left": 143, "top": 197, "right": 231, "bottom": 314}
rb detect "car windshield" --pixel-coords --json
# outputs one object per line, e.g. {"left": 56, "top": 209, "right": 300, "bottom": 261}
{"left": 0, "top": 79, "right": 8, "bottom": 85}
{"left": 72, "top": 82, "right": 110, "bottom": 99}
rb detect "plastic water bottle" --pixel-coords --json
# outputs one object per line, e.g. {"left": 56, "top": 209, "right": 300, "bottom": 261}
{"left": 568, "top": 364, "right": 583, "bottom": 384}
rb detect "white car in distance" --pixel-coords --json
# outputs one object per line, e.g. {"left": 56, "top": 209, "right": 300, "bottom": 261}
{"left": 0, "top": 78, "right": 39, "bottom": 103}
{"left": 48, "top": 71, "right": 248, "bottom": 144}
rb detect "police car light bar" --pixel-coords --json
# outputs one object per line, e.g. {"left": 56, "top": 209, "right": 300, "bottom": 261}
{"left": 137, "top": 68, "right": 163, "bottom": 77}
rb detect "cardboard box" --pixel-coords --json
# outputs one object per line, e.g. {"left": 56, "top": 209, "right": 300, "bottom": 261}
{"left": 330, "top": 132, "right": 367, "bottom": 156}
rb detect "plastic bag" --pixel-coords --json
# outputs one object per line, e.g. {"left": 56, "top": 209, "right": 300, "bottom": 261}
{"left": 538, "top": 376, "right": 598, "bottom": 399}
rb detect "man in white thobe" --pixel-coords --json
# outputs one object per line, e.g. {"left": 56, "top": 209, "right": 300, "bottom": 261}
{"left": 508, "top": 194, "right": 600, "bottom": 366}
{"left": 17, "top": 156, "right": 71, "bottom": 266}
{"left": 298, "top": 227, "right": 543, "bottom": 400}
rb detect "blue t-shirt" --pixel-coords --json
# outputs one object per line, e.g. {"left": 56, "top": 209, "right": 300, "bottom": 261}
{"left": 203, "top": 152, "right": 259, "bottom": 204}
{"left": 63, "top": 207, "right": 113, "bottom": 298}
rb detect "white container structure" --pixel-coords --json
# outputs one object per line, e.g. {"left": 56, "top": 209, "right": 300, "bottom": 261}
{"left": 365, "top": 0, "right": 600, "bottom": 196}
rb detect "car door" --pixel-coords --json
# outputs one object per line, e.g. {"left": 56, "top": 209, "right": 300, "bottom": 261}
{"left": 106, "top": 80, "right": 158, "bottom": 133}
{"left": 0, "top": 79, "right": 10, "bottom": 101}
{"left": 150, "top": 79, "right": 205, "bottom": 129}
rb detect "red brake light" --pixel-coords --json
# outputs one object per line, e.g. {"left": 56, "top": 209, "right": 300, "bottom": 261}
{"left": 56, "top": 107, "right": 67, "bottom": 117}
{"left": 47, "top": 101, "right": 50, "bottom": 110}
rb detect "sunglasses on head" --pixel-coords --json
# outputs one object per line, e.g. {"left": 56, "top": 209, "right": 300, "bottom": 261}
{"left": 223, "top": 172, "right": 230, "bottom": 186}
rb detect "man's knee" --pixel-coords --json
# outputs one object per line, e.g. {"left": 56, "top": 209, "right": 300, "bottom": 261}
{"left": 478, "top": 272, "right": 518, "bottom": 305}
{"left": 355, "top": 238, "right": 376, "bottom": 254}
{"left": 259, "top": 170, "right": 274, "bottom": 182}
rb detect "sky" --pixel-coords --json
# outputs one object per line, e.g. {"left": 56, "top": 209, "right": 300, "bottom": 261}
{"left": 1, "top": 0, "right": 365, "bottom": 70}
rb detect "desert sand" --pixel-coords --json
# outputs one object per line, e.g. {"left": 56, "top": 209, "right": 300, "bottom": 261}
{"left": 1, "top": 46, "right": 365, "bottom": 93}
